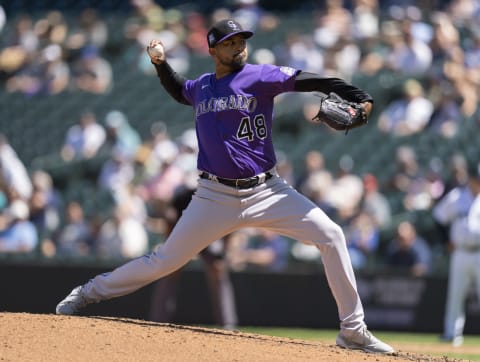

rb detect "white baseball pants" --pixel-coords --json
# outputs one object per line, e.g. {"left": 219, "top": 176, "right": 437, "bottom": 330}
{"left": 443, "top": 248, "right": 480, "bottom": 339}
{"left": 82, "top": 175, "right": 366, "bottom": 332}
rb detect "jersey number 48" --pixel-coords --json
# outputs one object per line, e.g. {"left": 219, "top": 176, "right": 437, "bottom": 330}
{"left": 236, "top": 115, "right": 267, "bottom": 141}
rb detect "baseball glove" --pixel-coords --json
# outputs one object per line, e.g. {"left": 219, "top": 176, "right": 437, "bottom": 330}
{"left": 312, "top": 92, "right": 368, "bottom": 133}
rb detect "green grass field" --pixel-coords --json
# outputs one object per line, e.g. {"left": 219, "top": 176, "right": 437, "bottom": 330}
{"left": 239, "top": 327, "right": 480, "bottom": 361}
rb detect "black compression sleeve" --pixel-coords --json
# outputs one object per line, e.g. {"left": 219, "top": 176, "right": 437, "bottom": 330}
{"left": 294, "top": 71, "right": 373, "bottom": 103}
{"left": 153, "top": 61, "right": 191, "bottom": 105}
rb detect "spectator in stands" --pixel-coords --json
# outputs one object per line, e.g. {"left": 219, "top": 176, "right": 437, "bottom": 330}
{"left": 275, "top": 150, "right": 295, "bottom": 186}
{"left": 429, "top": 12, "right": 460, "bottom": 74}
{"left": 0, "top": 134, "right": 32, "bottom": 201}
{"left": 387, "top": 145, "right": 420, "bottom": 194}
{"left": 127, "top": 0, "right": 165, "bottom": 33}
{"left": 96, "top": 203, "right": 148, "bottom": 259}
{"left": 0, "top": 199, "right": 38, "bottom": 253}
{"left": 132, "top": 121, "right": 178, "bottom": 188}
{"left": 103, "top": 110, "right": 141, "bottom": 160}
{"left": 173, "top": 128, "right": 198, "bottom": 175}
{"left": 444, "top": 153, "right": 469, "bottom": 194}
{"left": 136, "top": 129, "right": 191, "bottom": 221}
{"left": 2, "top": 14, "right": 37, "bottom": 52}
{"left": 6, "top": 44, "right": 70, "bottom": 96}
{"left": 71, "top": 45, "right": 112, "bottom": 94}
{"left": 0, "top": 15, "right": 35, "bottom": 86}
{"left": 275, "top": 32, "right": 324, "bottom": 74}
{"left": 28, "top": 170, "right": 61, "bottom": 242}
{"left": 403, "top": 157, "right": 445, "bottom": 211}
{"left": 54, "top": 201, "right": 92, "bottom": 257}
{"left": 296, "top": 150, "right": 327, "bottom": 192}
{"left": 66, "top": 8, "right": 108, "bottom": 52}
{"left": 231, "top": 0, "right": 279, "bottom": 33}
{"left": 385, "top": 18, "right": 433, "bottom": 76}
{"left": 345, "top": 210, "right": 380, "bottom": 270}
{"left": 313, "top": 0, "right": 353, "bottom": 49}
{"left": 447, "top": 0, "right": 480, "bottom": 28}
{"left": 34, "top": 11, "right": 68, "bottom": 49}
{"left": 327, "top": 155, "right": 364, "bottom": 224}
{"left": 140, "top": 153, "right": 186, "bottom": 223}
{"left": 184, "top": 12, "right": 209, "bottom": 56}
{"left": 360, "top": 173, "right": 392, "bottom": 229}
{"left": 98, "top": 146, "right": 136, "bottom": 204}
{"left": 327, "top": 35, "right": 362, "bottom": 81}
{"left": 442, "top": 45, "right": 478, "bottom": 118}
{"left": 3, "top": 11, "right": 70, "bottom": 96}
{"left": 358, "top": 25, "right": 391, "bottom": 76}
{"left": 352, "top": 0, "right": 380, "bottom": 41}
{"left": 300, "top": 170, "right": 336, "bottom": 219}
{"left": 61, "top": 110, "right": 106, "bottom": 162}
{"left": 385, "top": 220, "right": 432, "bottom": 276}
{"left": 42, "top": 44, "right": 70, "bottom": 94}
{"left": 425, "top": 82, "right": 463, "bottom": 138}
{"left": 377, "top": 79, "right": 434, "bottom": 136}
{"left": 118, "top": 183, "right": 148, "bottom": 227}
{"left": 227, "top": 229, "right": 290, "bottom": 272}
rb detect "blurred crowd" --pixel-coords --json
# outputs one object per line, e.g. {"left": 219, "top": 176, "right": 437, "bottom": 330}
{"left": 0, "top": 0, "right": 480, "bottom": 277}
{"left": 1, "top": 0, "right": 479, "bottom": 130}
{"left": 0, "top": 107, "right": 475, "bottom": 277}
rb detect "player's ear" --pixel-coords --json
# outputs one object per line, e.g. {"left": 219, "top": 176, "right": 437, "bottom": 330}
{"left": 208, "top": 47, "right": 215, "bottom": 57}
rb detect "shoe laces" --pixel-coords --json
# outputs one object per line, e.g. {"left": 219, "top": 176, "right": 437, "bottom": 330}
{"left": 358, "top": 328, "right": 378, "bottom": 345}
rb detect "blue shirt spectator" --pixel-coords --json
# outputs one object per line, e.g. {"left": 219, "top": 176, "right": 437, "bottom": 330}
{"left": 0, "top": 200, "right": 38, "bottom": 253}
{"left": 345, "top": 211, "right": 380, "bottom": 270}
{"left": 385, "top": 221, "right": 432, "bottom": 276}
{"left": 228, "top": 229, "right": 290, "bottom": 272}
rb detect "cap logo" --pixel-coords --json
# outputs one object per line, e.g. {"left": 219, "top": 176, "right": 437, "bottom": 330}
{"left": 227, "top": 20, "right": 240, "bottom": 30}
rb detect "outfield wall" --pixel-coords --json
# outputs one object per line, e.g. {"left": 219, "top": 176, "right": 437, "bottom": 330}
{"left": 1, "top": 261, "right": 479, "bottom": 334}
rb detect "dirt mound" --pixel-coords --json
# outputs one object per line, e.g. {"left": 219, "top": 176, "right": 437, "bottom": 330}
{"left": 0, "top": 313, "right": 460, "bottom": 361}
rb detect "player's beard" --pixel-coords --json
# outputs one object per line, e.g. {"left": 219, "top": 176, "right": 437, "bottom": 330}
{"left": 221, "top": 51, "right": 247, "bottom": 71}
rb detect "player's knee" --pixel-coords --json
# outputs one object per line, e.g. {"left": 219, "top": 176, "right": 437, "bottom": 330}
{"left": 327, "top": 223, "right": 346, "bottom": 245}
{"left": 313, "top": 222, "right": 346, "bottom": 249}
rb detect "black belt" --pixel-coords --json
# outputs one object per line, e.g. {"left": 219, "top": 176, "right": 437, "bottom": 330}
{"left": 200, "top": 171, "right": 274, "bottom": 189}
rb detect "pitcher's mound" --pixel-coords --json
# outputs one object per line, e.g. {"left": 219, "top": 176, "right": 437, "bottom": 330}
{"left": 0, "top": 312, "right": 455, "bottom": 361}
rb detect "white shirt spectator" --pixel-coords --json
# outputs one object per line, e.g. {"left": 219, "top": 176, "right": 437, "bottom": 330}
{"left": 98, "top": 148, "right": 135, "bottom": 203}
{"left": 62, "top": 111, "right": 106, "bottom": 161}
{"left": 378, "top": 79, "right": 434, "bottom": 136}
{"left": 97, "top": 204, "right": 148, "bottom": 259}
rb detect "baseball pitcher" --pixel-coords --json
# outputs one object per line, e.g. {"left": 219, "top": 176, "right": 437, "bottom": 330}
{"left": 56, "top": 18, "right": 394, "bottom": 354}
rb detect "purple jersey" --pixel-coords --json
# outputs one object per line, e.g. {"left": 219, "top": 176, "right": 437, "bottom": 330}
{"left": 182, "top": 63, "right": 299, "bottom": 179}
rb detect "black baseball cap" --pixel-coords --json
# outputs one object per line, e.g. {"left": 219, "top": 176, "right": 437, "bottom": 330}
{"left": 207, "top": 19, "right": 254, "bottom": 48}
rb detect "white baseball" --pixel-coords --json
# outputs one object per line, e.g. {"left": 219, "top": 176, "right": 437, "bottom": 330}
{"left": 148, "top": 44, "right": 164, "bottom": 58}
